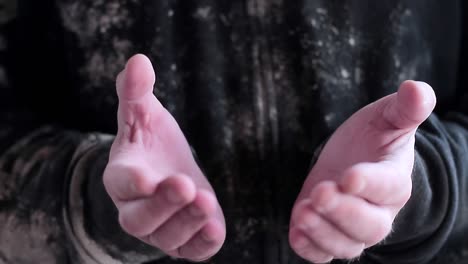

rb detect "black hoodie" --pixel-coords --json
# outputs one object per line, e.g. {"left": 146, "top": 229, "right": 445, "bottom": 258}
{"left": 0, "top": 0, "right": 467, "bottom": 263}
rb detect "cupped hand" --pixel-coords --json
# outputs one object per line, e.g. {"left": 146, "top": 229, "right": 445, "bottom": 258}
{"left": 289, "top": 81, "right": 436, "bottom": 263}
{"left": 103, "top": 54, "right": 226, "bottom": 261}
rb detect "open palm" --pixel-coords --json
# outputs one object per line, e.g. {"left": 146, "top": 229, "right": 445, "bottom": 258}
{"left": 289, "top": 81, "right": 436, "bottom": 263}
{"left": 103, "top": 54, "right": 226, "bottom": 261}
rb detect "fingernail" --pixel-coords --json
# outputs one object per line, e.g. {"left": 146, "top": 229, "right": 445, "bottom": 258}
{"left": 166, "top": 188, "right": 182, "bottom": 204}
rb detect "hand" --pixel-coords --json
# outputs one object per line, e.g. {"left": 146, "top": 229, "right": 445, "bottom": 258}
{"left": 289, "top": 81, "right": 436, "bottom": 263}
{"left": 103, "top": 54, "right": 226, "bottom": 261}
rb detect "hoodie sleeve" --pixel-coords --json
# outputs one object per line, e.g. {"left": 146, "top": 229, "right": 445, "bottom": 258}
{"left": 0, "top": 3, "right": 165, "bottom": 263}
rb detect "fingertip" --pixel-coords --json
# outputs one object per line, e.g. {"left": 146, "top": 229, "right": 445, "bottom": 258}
{"left": 416, "top": 81, "right": 437, "bottom": 109}
{"left": 176, "top": 219, "right": 225, "bottom": 262}
{"left": 104, "top": 160, "right": 157, "bottom": 202}
{"left": 162, "top": 174, "right": 197, "bottom": 204}
{"left": 290, "top": 199, "right": 313, "bottom": 228}
{"left": 201, "top": 218, "right": 226, "bottom": 244}
{"left": 127, "top": 53, "right": 152, "bottom": 65}
{"left": 380, "top": 80, "right": 436, "bottom": 130}
{"left": 294, "top": 209, "right": 321, "bottom": 231}
{"left": 192, "top": 190, "right": 218, "bottom": 217}
{"left": 398, "top": 80, "right": 436, "bottom": 116}
{"left": 125, "top": 54, "right": 155, "bottom": 77}
{"left": 340, "top": 166, "right": 366, "bottom": 195}
{"left": 309, "top": 181, "right": 339, "bottom": 213}
{"left": 289, "top": 228, "right": 310, "bottom": 251}
{"left": 289, "top": 228, "right": 334, "bottom": 264}
{"left": 117, "top": 54, "right": 156, "bottom": 101}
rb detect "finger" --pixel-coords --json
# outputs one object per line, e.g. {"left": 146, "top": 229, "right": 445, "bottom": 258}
{"left": 339, "top": 162, "right": 412, "bottom": 206}
{"left": 103, "top": 159, "right": 159, "bottom": 203}
{"left": 115, "top": 54, "right": 164, "bottom": 144}
{"left": 289, "top": 228, "right": 334, "bottom": 264}
{"left": 147, "top": 190, "right": 217, "bottom": 251}
{"left": 174, "top": 219, "right": 226, "bottom": 261}
{"left": 309, "top": 181, "right": 393, "bottom": 246}
{"left": 291, "top": 201, "right": 365, "bottom": 259}
{"left": 382, "top": 80, "right": 436, "bottom": 131}
{"left": 116, "top": 54, "right": 155, "bottom": 101}
{"left": 118, "top": 175, "right": 196, "bottom": 237}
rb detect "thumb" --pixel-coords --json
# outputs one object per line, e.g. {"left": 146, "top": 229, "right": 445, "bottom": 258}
{"left": 381, "top": 80, "right": 436, "bottom": 131}
{"left": 116, "top": 54, "right": 156, "bottom": 101}
{"left": 114, "top": 54, "right": 162, "bottom": 145}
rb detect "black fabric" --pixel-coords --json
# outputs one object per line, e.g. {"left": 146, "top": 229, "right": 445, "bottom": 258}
{"left": 0, "top": 0, "right": 467, "bottom": 263}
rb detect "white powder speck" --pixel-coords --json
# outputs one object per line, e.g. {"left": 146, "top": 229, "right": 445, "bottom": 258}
{"left": 394, "top": 56, "right": 401, "bottom": 68}
{"left": 341, "top": 68, "right": 350, "bottom": 78}
{"left": 325, "top": 113, "right": 335, "bottom": 122}
{"left": 355, "top": 68, "right": 362, "bottom": 84}
{"left": 195, "top": 6, "right": 211, "bottom": 19}
{"left": 331, "top": 26, "right": 339, "bottom": 35}
{"left": 274, "top": 72, "right": 281, "bottom": 80}
{"left": 316, "top": 8, "right": 327, "bottom": 15}
{"left": 310, "top": 18, "right": 318, "bottom": 27}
